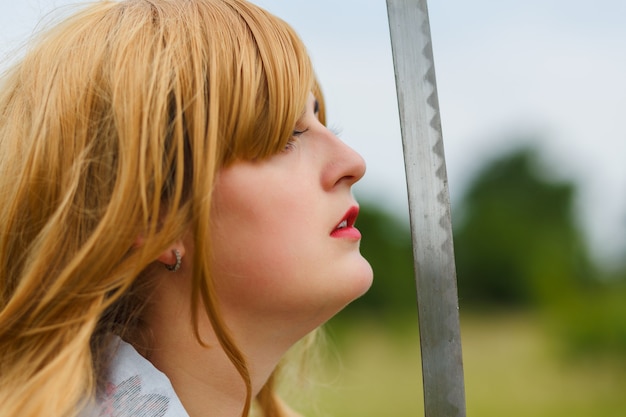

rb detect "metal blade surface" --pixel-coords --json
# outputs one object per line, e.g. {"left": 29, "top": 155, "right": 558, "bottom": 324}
{"left": 385, "top": 0, "right": 466, "bottom": 416}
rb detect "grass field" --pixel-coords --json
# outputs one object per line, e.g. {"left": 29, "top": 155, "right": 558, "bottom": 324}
{"left": 285, "top": 312, "right": 626, "bottom": 417}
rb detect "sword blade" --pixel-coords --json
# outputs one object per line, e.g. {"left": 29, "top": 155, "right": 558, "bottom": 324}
{"left": 385, "top": 1, "right": 466, "bottom": 416}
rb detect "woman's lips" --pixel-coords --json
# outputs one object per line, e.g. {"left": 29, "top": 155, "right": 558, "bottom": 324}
{"left": 330, "top": 206, "right": 361, "bottom": 239}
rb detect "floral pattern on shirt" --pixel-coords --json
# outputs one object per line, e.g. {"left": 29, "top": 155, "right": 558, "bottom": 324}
{"left": 97, "top": 375, "right": 170, "bottom": 417}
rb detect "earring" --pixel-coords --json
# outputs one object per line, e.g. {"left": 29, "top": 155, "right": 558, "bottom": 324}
{"left": 165, "top": 249, "right": 182, "bottom": 272}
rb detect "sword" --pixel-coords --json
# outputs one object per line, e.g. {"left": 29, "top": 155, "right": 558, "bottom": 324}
{"left": 385, "top": 1, "right": 466, "bottom": 416}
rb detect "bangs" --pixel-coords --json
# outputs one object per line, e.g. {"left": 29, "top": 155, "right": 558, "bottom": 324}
{"left": 216, "top": 0, "right": 315, "bottom": 164}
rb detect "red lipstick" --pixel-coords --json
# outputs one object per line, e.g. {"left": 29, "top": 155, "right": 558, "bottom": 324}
{"left": 330, "top": 206, "right": 361, "bottom": 239}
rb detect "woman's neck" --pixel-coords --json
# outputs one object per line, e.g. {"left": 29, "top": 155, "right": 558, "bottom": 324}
{"left": 139, "top": 276, "right": 292, "bottom": 417}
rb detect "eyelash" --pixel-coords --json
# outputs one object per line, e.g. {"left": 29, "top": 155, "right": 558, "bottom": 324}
{"left": 283, "top": 120, "right": 345, "bottom": 154}
{"left": 282, "top": 128, "right": 308, "bottom": 152}
{"left": 329, "top": 125, "right": 343, "bottom": 137}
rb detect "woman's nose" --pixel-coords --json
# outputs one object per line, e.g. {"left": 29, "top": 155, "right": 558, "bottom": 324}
{"left": 322, "top": 131, "right": 367, "bottom": 190}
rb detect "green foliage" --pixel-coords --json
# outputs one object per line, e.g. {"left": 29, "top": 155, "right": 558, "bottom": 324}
{"left": 552, "top": 288, "right": 626, "bottom": 357}
{"left": 452, "top": 147, "right": 595, "bottom": 308}
{"left": 346, "top": 145, "right": 626, "bottom": 357}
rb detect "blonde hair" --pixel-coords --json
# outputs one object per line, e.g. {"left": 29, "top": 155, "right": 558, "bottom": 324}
{"left": 0, "top": 1, "right": 322, "bottom": 416}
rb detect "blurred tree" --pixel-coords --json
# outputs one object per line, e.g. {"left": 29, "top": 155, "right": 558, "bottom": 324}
{"left": 342, "top": 147, "right": 626, "bottom": 356}
{"left": 452, "top": 147, "right": 595, "bottom": 308}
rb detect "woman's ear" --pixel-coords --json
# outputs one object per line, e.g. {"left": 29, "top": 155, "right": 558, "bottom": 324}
{"left": 157, "top": 244, "right": 186, "bottom": 271}
{"left": 134, "top": 235, "right": 187, "bottom": 272}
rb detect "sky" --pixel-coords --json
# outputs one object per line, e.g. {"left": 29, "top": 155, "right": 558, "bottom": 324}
{"left": 1, "top": 0, "right": 625, "bottom": 265}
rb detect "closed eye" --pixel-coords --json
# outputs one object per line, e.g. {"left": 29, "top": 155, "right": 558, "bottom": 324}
{"left": 283, "top": 128, "right": 308, "bottom": 153}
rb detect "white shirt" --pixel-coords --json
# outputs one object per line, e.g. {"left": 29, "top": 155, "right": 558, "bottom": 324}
{"left": 83, "top": 337, "right": 190, "bottom": 417}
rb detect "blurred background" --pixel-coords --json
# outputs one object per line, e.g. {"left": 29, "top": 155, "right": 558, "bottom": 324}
{"left": 2, "top": 1, "right": 625, "bottom": 416}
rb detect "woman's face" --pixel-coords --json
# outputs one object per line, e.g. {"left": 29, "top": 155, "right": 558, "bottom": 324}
{"left": 209, "top": 93, "right": 372, "bottom": 338}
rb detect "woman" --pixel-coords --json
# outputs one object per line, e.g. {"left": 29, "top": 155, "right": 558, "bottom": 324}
{"left": 0, "top": 1, "right": 373, "bottom": 416}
